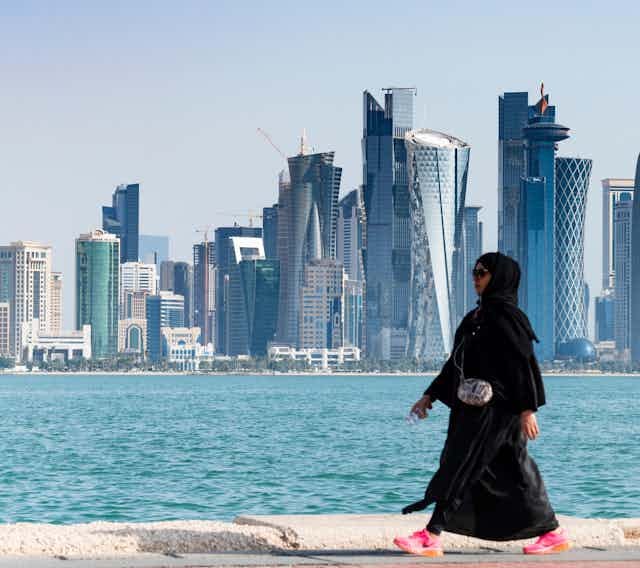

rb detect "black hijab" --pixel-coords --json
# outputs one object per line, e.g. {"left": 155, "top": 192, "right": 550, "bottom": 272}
{"left": 474, "top": 252, "right": 539, "bottom": 358}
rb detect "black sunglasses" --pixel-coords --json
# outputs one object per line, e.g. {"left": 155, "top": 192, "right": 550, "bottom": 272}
{"left": 472, "top": 268, "right": 489, "bottom": 278}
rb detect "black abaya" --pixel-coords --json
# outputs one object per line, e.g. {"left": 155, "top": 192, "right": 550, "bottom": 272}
{"left": 402, "top": 254, "right": 559, "bottom": 540}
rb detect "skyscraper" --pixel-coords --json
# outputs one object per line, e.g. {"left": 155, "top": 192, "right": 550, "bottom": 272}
{"left": 102, "top": 183, "right": 139, "bottom": 263}
{"left": 520, "top": 87, "right": 569, "bottom": 361}
{"left": 601, "top": 179, "right": 635, "bottom": 290}
{"left": 498, "top": 92, "right": 529, "bottom": 260}
{"left": 405, "top": 129, "right": 470, "bottom": 361}
{"left": 362, "top": 88, "right": 415, "bottom": 359}
{"left": 159, "top": 260, "right": 175, "bottom": 291}
{"left": 614, "top": 197, "right": 633, "bottom": 357}
{"left": 50, "top": 272, "right": 63, "bottom": 335}
{"left": 120, "top": 262, "right": 157, "bottom": 299}
{"left": 0, "top": 242, "right": 52, "bottom": 358}
{"left": 336, "top": 189, "right": 365, "bottom": 283}
{"left": 174, "top": 262, "right": 193, "bottom": 328}
{"left": 276, "top": 149, "right": 342, "bottom": 347}
{"left": 146, "top": 291, "right": 185, "bottom": 362}
{"left": 262, "top": 205, "right": 279, "bottom": 260}
{"left": 193, "top": 240, "right": 216, "bottom": 346}
{"left": 630, "top": 155, "right": 640, "bottom": 362}
{"left": 554, "top": 157, "right": 592, "bottom": 353}
{"left": 215, "top": 226, "right": 262, "bottom": 354}
{"left": 461, "top": 206, "right": 483, "bottom": 317}
{"left": 76, "top": 230, "right": 120, "bottom": 358}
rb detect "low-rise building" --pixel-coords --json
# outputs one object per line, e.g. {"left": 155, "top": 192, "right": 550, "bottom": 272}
{"left": 118, "top": 318, "right": 147, "bottom": 355}
{"left": 268, "top": 344, "right": 360, "bottom": 370}
{"left": 22, "top": 319, "right": 91, "bottom": 363}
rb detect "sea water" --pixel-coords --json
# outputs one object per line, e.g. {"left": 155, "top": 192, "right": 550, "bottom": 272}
{"left": 0, "top": 373, "right": 637, "bottom": 524}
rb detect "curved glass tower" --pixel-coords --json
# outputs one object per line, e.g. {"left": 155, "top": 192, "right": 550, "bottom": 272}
{"left": 405, "top": 129, "right": 470, "bottom": 361}
{"left": 555, "top": 157, "right": 592, "bottom": 350}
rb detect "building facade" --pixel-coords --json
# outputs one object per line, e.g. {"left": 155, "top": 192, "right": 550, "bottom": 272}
{"left": 554, "top": 157, "right": 592, "bottom": 353}
{"left": 276, "top": 150, "right": 342, "bottom": 347}
{"left": 405, "top": 129, "right": 470, "bottom": 361}
{"left": 146, "top": 291, "right": 185, "bottom": 361}
{"left": 159, "top": 260, "right": 175, "bottom": 291}
{"left": 461, "top": 206, "right": 483, "bottom": 318}
{"left": 0, "top": 303, "right": 10, "bottom": 356}
{"left": 120, "top": 262, "right": 157, "bottom": 317}
{"left": 76, "top": 230, "right": 120, "bottom": 359}
{"left": 193, "top": 241, "right": 216, "bottom": 346}
{"left": 630, "top": 155, "right": 640, "bottom": 362}
{"left": 343, "top": 279, "right": 363, "bottom": 348}
{"left": 173, "top": 262, "right": 193, "bottom": 328}
{"left": 0, "top": 242, "right": 52, "bottom": 359}
{"left": 362, "top": 88, "right": 415, "bottom": 360}
{"left": 102, "top": 183, "right": 139, "bottom": 263}
{"left": 498, "top": 92, "right": 529, "bottom": 260}
{"left": 601, "top": 178, "right": 634, "bottom": 290}
{"left": 595, "top": 290, "right": 615, "bottom": 342}
{"left": 22, "top": 320, "right": 91, "bottom": 363}
{"left": 614, "top": 198, "right": 633, "bottom": 357}
{"left": 336, "top": 189, "right": 365, "bottom": 282}
{"left": 50, "top": 272, "right": 63, "bottom": 335}
{"left": 262, "top": 205, "right": 279, "bottom": 260}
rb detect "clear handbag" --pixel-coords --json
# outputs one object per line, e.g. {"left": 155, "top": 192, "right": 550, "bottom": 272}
{"left": 454, "top": 337, "right": 493, "bottom": 407}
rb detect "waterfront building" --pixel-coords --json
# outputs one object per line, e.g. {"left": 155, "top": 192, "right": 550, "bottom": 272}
{"left": 118, "top": 318, "right": 147, "bottom": 355}
{"left": 173, "top": 262, "right": 193, "bottom": 328}
{"left": 343, "top": 279, "right": 363, "bottom": 348}
{"left": 276, "top": 149, "right": 342, "bottom": 347}
{"left": 50, "top": 272, "right": 62, "bottom": 335}
{"left": 159, "top": 260, "right": 175, "bottom": 291}
{"left": 498, "top": 92, "right": 529, "bottom": 260}
{"left": 139, "top": 234, "right": 169, "bottom": 267}
{"left": 519, "top": 87, "right": 569, "bottom": 361}
{"left": 595, "top": 290, "right": 615, "bottom": 342}
{"left": 262, "top": 205, "right": 279, "bottom": 260}
{"left": 22, "top": 320, "right": 91, "bottom": 363}
{"left": 0, "top": 242, "right": 52, "bottom": 359}
{"left": 146, "top": 291, "right": 184, "bottom": 361}
{"left": 162, "top": 327, "right": 202, "bottom": 370}
{"left": 193, "top": 241, "right": 216, "bottom": 346}
{"left": 75, "top": 230, "right": 120, "bottom": 359}
{"left": 405, "top": 129, "right": 470, "bottom": 361}
{"left": 215, "top": 226, "right": 262, "bottom": 354}
{"left": 237, "top": 258, "right": 280, "bottom": 356}
{"left": 601, "top": 178, "right": 634, "bottom": 290}
{"left": 336, "top": 189, "right": 365, "bottom": 283}
{"left": 121, "top": 290, "right": 147, "bottom": 320}
{"left": 461, "top": 206, "right": 483, "bottom": 318}
{"left": 630, "top": 155, "right": 640, "bottom": 362}
{"left": 299, "top": 259, "right": 344, "bottom": 350}
{"left": 120, "top": 262, "right": 157, "bottom": 318}
{"left": 268, "top": 344, "right": 360, "bottom": 370}
{"left": 554, "top": 157, "right": 592, "bottom": 355}
{"left": 362, "top": 88, "right": 415, "bottom": 360}
{"left": 0, "top": 302, "right": 9, "bottom": 356}
{"left": 102, "top": 183, "right": 139, "bottom": 263}
{"left": 613, "top": 197, "right": 633, "bottom": 358}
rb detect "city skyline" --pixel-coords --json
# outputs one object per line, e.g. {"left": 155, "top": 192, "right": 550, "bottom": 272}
{"left": 1, "top": 2, "right": 639, "bottom": 337}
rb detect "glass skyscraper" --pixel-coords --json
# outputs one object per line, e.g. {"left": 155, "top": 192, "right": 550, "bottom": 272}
{"left": 555, "top": 157, "right": 592, "bottom": 352}
{"left": 405, "top": 129, "right": 470, "bottom": 361}
{"left": 520, "top": 89, "right": 569, "bottom": 361}
{"left": 102, "top": 183, "right": 139, "bottom": 263}
{"left": 262, "top": 205, "right": 279, "bottom": 260}
{"left": 362, "top": 88, "right": 415, "bottom": 360}
{"left": 498, "top": 92, "right": 529, "bottom": 260}
{"left": 173, "top": 262, "right": 193, "bottom": 328}
{"left": 146, "top": 291, "right": 184, "bottom": 361}
{"left": 630, "top": 155, "right": 640, "bottom": 362}
{"left": 193, "top": 241, "right": 216, "bottom": 346}
{"left": 75, "top": 229, "right": 120, "bottom": 359}
{"left": 275, "top": 150, "right": 342, "bottom": 347}
{"left": 461, "top": 206, "right": 483, "bottom": 317}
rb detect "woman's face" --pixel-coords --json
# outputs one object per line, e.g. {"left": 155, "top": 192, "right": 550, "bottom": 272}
{"left": 473, "top": 262, "right": 492, "bottom": 296}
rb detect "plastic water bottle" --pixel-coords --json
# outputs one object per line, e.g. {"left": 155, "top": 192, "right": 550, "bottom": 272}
{"left": 405, "top": 410, "right": 425, "bottom": 425}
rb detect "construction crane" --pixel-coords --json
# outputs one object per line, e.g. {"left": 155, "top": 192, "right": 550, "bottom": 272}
{"left": 215, "top": 211, "right": 263, "bottom": 228}
{"left": 257, "top": 128, "right": 287, "bottom": 161}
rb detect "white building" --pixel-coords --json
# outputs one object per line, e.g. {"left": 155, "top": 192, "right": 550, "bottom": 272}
{"left": 50, "top": 272, "right": 63, "bottom": 335}
{"left": 0, "top": 242, "right": 52, "bottom": 358}
{"left": 601, "top": 178, "right": 634, "bottom": 291}
{"left": 120, "top": 262, "right": 157, "bottom": 316}
{"left": 0, "top": 302, "right": 9, "bottom": 356}
{"left": 162, "top": 326, "right": 205, "bottom": 370}
{"left": 268, "top": 344, "right": 360, "bottom": 370}
{"left": 22, "top": 319, "right": 91, "bottom": 363}
{"left": 614, "top": 198, "right": 633, "bottom": 358}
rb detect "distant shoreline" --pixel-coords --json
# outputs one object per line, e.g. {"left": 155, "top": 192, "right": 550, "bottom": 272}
{"left": 2, "top": 370, "right": 640, "bottom": 378}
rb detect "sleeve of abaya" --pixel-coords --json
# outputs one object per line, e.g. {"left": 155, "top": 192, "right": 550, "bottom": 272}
{"left": 500, "top": 343, "right": 546, "bottom": 413}
{"left": 423, "top": 356, "right": 455, "bottom": 407}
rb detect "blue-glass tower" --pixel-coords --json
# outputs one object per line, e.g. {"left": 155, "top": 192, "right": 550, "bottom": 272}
{"left": 630, "top": 155, "right": 640, "bottom": 362}
{"left": 362, "top": 88, "right": 415, "bottom": 360}
{"left": 146, "top": 292, "right": 184, "bottom": 362}
{"left": 520, "top": 88, "right": 569, "bottom": 361}
{"left": 262, "top": 205, "right": 278, "bottom": 260}
{"left": 102, "top": 183, "right": 139, "bottom": 263}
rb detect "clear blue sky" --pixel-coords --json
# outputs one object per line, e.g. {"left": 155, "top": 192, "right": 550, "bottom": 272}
{"left": 1, "top": 0, "right": 638, "bottom": 333}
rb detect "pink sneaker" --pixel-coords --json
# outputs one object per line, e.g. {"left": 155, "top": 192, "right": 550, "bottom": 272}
{"left": 393, "top": 528, "right": 443, "bottom": 557}
{"left": 523, "top": 527, "right": 571, "bottom": 554}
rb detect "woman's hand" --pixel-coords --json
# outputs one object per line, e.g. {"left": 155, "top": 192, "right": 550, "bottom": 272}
{"left": 410, "top": 395, "right": 433, "bottom": 419}
{"left": 521, "top": 410, "right": 539, "bottom": 440}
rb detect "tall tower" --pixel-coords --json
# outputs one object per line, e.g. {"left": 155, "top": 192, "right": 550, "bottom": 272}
{"left": 193, "top": 241, "right": 216, "bottom": 346}
{"left": 520, "top": 85, "right": 569, "bottom": 361}
{"left": 0, "top": 242, "right": 52, "bottom": 359}
{"left": 405, "top": 129, "right": 470, "bottom": 361}
{"left": 275, "top": 149, "right": 342, "bottom": 347}
{"left": 498, "top": 92, "right": 529, "bottom": 260}
{"left": 102, "top": 183, "right": 139, "bottom": 263}
{"left": 76, "top": 230, "right": 120, "bottom": 358}
{"left": 630, "top": 155, "right": 640, "bottom": 362}
{"left": 614, "top": 198, "right": 633, "bottom": 357}
{"left": 462, "top": 206, "right": 483, "bottom": 316}
{"left": 50, "top": 272, "right": 63, "bottom": 335}
{"left": 362, "top": 88, "right": 415, "bottom": 360}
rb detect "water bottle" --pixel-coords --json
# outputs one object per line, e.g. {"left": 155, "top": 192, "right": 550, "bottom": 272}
{"left": 405, "top": 410, "right": 425, "bottom": 425}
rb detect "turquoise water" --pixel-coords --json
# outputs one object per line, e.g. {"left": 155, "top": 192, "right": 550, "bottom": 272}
{"left": 0, "top": 374, "right": 638, "bottom": 524}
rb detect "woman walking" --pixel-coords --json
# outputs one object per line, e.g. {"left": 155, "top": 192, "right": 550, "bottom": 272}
{"left": 394, "top": 252, "right": 570, "bottom": 557}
